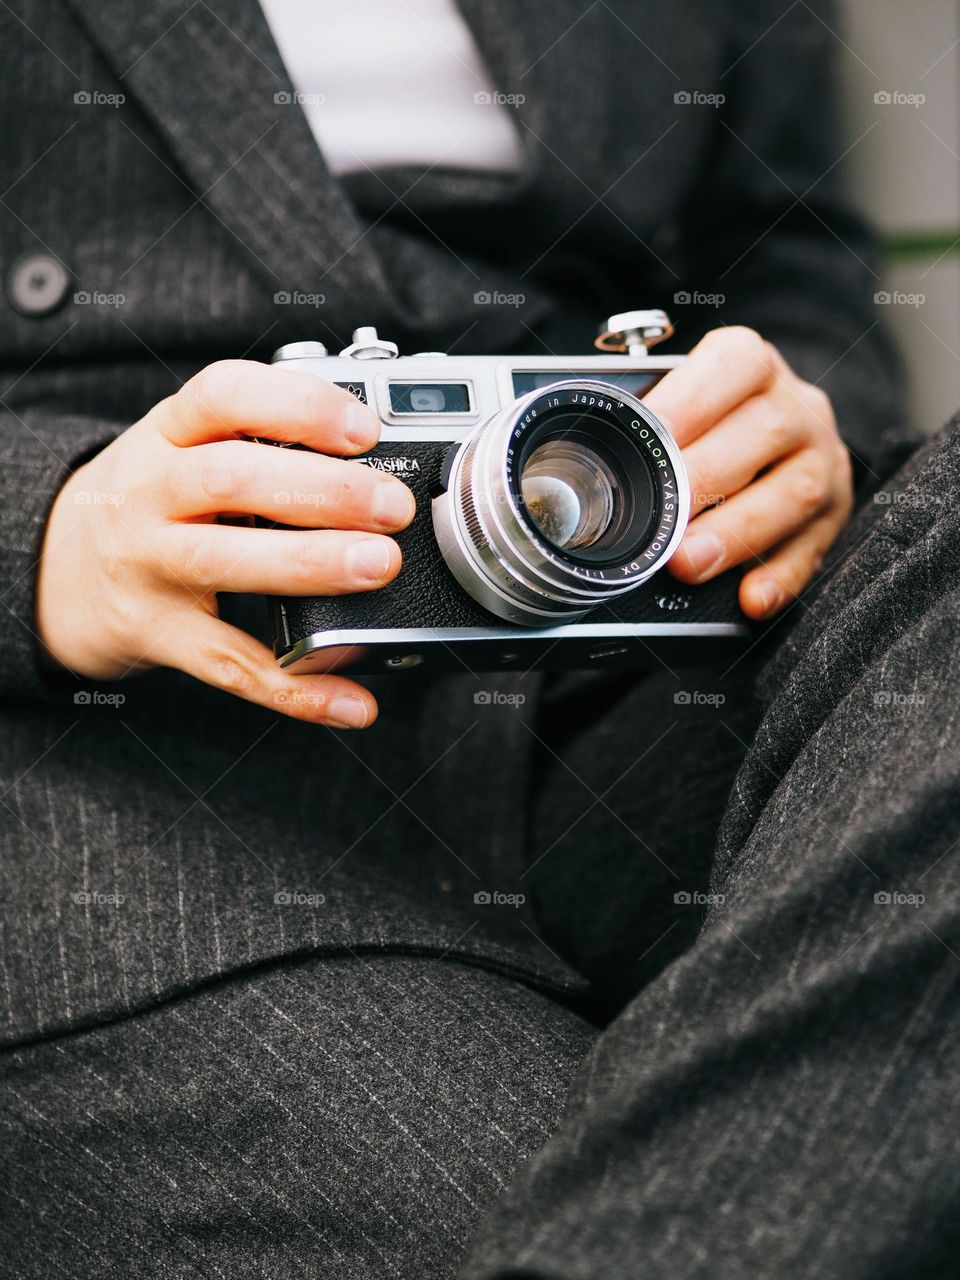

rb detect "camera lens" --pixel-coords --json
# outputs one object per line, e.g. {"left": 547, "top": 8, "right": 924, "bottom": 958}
{"left": 432, "top": 381, "right": 689, "bottom": 626}
{"left": 520, "top": 440, "right": 616, "bottom": 551}
{"left": 513, "top": 412, "right": 659, "bottom": 567}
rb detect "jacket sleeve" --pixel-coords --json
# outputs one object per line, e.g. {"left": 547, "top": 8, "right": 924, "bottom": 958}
{"left": 668, "top": 0, "right": 912, "bottom": 478}
{"left": 0, "top": 408, "right": 121, "bottom": 701}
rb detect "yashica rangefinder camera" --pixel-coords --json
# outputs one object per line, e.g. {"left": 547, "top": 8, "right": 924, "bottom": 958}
{"left": 267, "top": 309, "right": 749, "bottom": 675}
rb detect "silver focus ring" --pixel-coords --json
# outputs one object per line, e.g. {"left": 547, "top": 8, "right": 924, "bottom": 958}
{"left": 457, "top": 441, "right": 489, "bottom": 555}
{"left": 457, "top": 413, "right": 583, "bottom": 612}
{"left": 434, "top": 380, "right": 690, "bottom": 626}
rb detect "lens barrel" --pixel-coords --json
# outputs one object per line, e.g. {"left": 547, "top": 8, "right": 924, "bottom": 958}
{"left": 432, "top": 380, "right": 689, "bottom": 625}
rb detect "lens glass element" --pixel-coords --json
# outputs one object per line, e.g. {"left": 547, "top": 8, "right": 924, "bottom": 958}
{"left": 513, "top": 409, "right": 658, "bottom": 567}
{"left": 520, "top": 441, "right": 618, "bottom": 551}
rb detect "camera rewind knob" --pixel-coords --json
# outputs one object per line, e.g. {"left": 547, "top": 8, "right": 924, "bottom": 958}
{"left": 595, "top": 309, "right": 674, "bottom": 356}
{"left": 340, "top": 326, "right": 399, "bottom": 360}
{"left": 271, "top": 341, "right": 329, "bottom": 362}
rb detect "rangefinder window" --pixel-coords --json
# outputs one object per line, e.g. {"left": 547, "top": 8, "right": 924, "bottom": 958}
{"left": 511, "top": 370, "right": 665, "bottom": 398}
{"left": 389, "top": 382, "right": 472, "bottom": 414}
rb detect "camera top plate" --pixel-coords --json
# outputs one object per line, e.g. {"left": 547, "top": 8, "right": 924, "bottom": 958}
{"left": 271, "top": 347, "right": 684, "bottom": 441}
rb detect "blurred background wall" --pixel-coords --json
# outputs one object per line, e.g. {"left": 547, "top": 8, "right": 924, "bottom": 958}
{"left": 839, "top": 0, "right": 960, "bottom": 434}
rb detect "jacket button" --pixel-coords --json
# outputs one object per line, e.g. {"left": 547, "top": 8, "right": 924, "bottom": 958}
{"left": 6, "top": 251, "right": 72, "bottom": 316}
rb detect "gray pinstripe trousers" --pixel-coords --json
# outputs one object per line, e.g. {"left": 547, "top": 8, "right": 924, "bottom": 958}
{"left": 4, "top": 419, "right": 960, "bottom": 1279}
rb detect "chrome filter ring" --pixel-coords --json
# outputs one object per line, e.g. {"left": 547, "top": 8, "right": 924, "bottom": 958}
{"left": 432, "top": 380, "right": 689, "bottom": 626}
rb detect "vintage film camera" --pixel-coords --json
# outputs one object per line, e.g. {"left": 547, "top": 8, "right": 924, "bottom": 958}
{"left": 266, "top": 309, "right": 748, "bottom": 674}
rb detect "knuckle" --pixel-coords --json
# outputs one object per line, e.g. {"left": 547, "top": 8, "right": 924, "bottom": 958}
{"left": 736, "top": 507, "right": 765, "bottom": 555}
{"left": 270, "top": 365, "right": 336, "bottom": 431}
{"left": 186, "top": 360, "right": 245, "bottom": 419}
{"left": 834, "top": 444, "right": 854, "bottom": 501}
{"left": 101, "top": 581, "right": 148, "bottom": 652}
{"left": 290, "top": 534, "right": 330, "bottom": 590}
{"left": 295, "top": 373, "right": 333, "bottom": 427}
{"left": 102, "top": 516, "right": 145, "bottom": 588}
{"left": 206, "top": 650, "right": 256, "bottom": 699}
{"left": 794, "top": 548, "right": 822, "bottom": 591}
{"left": 760, "top": 410, "right": 794, "bottom": 459}
{"left": 197, "top": 443, "right": 252, "bottom": 507}
{"left": 101, "top": 489, "right": 157, "bottom": 581}
{"left": 690, "top": 461, "right": 729, "bottom": 510}
{"left": 793, "top": 464, "right": 831, "bottom": 512}
{"left": 799, "top": 383, "right": 836, "bottom": 436}
{"left": 170, "top": 529, "right": 218, "bottom": 586}
{"left": 807, "top": 550, "right": 826, "bottom": 580}
{"left": 709, "top": 325, "right": 771, "bottom": 374}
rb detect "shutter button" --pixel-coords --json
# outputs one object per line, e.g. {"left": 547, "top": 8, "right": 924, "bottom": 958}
{"left": 6, "top": 251, "right": 72, "bottom": 316}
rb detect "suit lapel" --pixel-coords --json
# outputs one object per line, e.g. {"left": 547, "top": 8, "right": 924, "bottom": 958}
{"left": 61, "top": 0, "right": 553, "bottom": 336}
{"left": 61, "top": 0, "right": 394, "bottom": 318}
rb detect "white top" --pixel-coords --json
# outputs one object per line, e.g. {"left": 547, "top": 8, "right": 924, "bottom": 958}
{"left": 259, "top": 0, "right": 524, "bottom": 177}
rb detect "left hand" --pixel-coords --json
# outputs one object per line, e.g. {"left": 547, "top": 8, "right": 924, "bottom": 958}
{"left": 644, "top": 326, "right": 853, "bottom": 620}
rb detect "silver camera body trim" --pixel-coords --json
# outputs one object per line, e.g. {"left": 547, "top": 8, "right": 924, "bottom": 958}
{"left": 269, "top": 347, "right": 686, "bottom": 440}
{"left": 278, "top": 621, "right": 745, "bottom": 673}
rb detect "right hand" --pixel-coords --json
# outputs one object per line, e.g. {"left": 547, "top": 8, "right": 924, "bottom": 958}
{"left": 36, "top": 360, "right": 416, "bottom": 728}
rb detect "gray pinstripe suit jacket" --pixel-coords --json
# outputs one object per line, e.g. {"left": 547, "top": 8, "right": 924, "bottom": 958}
{"left": 0, "top": 0, "right": 904, "bottom": 1049}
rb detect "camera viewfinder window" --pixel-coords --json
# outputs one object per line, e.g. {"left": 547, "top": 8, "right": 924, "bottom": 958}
{"left": 389, "top": 383, "right": 472, "bottom": 414}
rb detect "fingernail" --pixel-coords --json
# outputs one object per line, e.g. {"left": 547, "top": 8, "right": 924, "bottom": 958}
{"left": 326, "top": 695, "right": 370, "bottom": 729}
{"left": 682, "top": 531, "right": 725, "bottom": 579}
{"left": 346, "top": 403, "right": 381, "bottom": 448}
{"left": 373, "top": 480, "right": 415, "bottom": 528}
{"left": 347, "top": 538, "right": 393, "bottom": 582}
{"left": 755, "top": 579, "right": 783, "bottom": 616}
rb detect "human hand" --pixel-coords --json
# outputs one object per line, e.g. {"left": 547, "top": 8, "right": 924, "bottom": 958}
{"left": 644, "top": 327, "right": 853, "bottom": 620}
{"left": 36, "top": 361, "right": 416, "bottom": 727}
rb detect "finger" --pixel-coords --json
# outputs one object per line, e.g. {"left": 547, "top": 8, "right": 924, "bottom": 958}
{"left": 154, "top": 360, "right": 381, "bottom": 454}
{"left": 643, "top": 326, "right": 782, "bottom": 448}
{"left": 739, "top": 511, "right": 848, "bottom": 620}
{"left": 167, "top": 613, "right": 378, "bottom": 727}
{"left": 682, "top": 393, "right": 809, "bottom": 513}
{"left": 159, "top": 524, "right": 402, "bottom": 595}
{"left": 167, "top": 440, "right": 416, "bottom": 530}
{"left": 668, "top": 451, "right": 835, "bottom": 584}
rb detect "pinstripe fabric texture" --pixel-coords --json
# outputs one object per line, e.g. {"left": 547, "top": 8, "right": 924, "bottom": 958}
{"left": 0, "top": 666, "right": 587, "bottom": 1047}
{"left": 460, "top": 416, "right": 960, "bottom": 1280}
{"left": 0, "top": 2, "right": 937, "bottom": 1276}
{"left": 3, "top": 954, "right": 596, "bottom": 1278}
